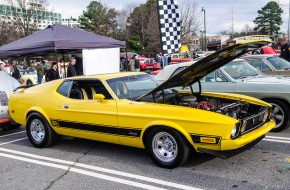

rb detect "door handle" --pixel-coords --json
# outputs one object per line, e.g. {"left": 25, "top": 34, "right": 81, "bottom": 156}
{"left": 63, "top": 104, "right": 69, "bottom": 109}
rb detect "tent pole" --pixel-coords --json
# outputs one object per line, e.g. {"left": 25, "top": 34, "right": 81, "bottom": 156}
{"left": 63, "top": 54, "right": 66, "bottom": 78}
{"left": 125, "top": 48, "right": 128, "bottom": 71}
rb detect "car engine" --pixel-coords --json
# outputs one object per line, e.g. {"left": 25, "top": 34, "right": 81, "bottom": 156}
{"left": 139, "top": 92, "right": 266, "bottom": 120}
{"left": 177, "top": 94, "right": 251, "bottom": 120}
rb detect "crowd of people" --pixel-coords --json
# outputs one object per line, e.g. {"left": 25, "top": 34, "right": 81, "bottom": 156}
{"left": 0, "top": 57, "right": 78, "bottom": 85}
{"left": 120, "top": 54, "right": 141, "bottom": 72}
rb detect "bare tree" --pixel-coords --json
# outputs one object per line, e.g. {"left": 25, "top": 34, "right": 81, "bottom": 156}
{"left": 179, "top": 0, "right": 201, "bottom": 40}
{"left": 241, "top": 24, "right": 254, "bottom": 35}
{"left": 116, "top": 3, "right": 137, "bottom": 31}
{"left": 4, "top": 0, "right": 53, "bottom": 38}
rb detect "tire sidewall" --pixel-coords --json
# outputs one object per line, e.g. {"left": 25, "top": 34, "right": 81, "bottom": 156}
{"left": 26, "top": 113, "right": 51, "bottom": 148}
{"left": 146, "top": 127, "right": 189, "bottom": 168}
{"left": 268, "top": 99, "right": 290, "bottom": 132}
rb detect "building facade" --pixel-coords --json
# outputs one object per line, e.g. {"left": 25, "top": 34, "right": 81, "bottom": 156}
{"left": 0, "top": 0, "right": 61, "bottom": 29}
{"left": 62, "top": 17, "right": 80, "bottom": 28}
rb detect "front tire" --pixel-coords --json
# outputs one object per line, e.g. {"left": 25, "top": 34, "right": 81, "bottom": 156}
{"left": 26, "top": 113, "right": 58, "bottom": 148}
{"left": 145, "top": 127, "right": 190, "bottom": 168}
{"left": 266, "top": 99, "right": 290, "bottom": 132}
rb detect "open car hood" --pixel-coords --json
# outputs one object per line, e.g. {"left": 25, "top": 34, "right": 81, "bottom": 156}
{"left": 140, "top": 40, "right": 271, "bottom": 98}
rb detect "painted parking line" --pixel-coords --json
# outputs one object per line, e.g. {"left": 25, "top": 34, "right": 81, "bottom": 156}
{"left": 0, "top": 137, "right": 28, "bottom": 146}
{"left": 0, "top": 151, "right": 202, "bottom": 190}
{"left": 265, "top": 136, "right": 290, "bottom": 140}
{"left": 0, "top": 147, "right": 201, "bottom": 190}
{"left": 263, "top": 135, "right": 290, "bottom": 144}
{"left": 0, "top": 131, "right": 26, "bottom": 138}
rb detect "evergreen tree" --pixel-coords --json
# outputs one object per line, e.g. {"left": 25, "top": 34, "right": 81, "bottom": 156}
{"left": 253, "top": 1, "right": 283, "bottom": 37}
{"left": 79, "top": 1, "right": 118, "bottom": 38}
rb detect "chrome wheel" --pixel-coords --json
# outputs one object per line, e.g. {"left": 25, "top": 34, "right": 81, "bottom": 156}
{"left": 30, "top": 119, "right": 45, "bottom": 143}
{"left": 152, "top": 132, "right": 178, "bottom": 163}
{"left": 271, "top": 103, "right": 284, "bottom": 129}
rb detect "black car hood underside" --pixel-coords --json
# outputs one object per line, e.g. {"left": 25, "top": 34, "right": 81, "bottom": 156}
{"left": 139, "top": 40, "right": 271, "bottom": 99}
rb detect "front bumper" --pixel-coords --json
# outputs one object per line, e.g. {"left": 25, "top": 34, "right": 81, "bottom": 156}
{"left": 197, "top": 135, "right": 265, "bottom": 158}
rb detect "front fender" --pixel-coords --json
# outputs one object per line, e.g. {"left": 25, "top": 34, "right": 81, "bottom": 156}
{"left": 141, "top": 120, "right": 194, "bottom": 146}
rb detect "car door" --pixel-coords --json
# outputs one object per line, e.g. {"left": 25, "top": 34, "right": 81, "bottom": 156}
{"left": 57, "top": 79, "right": 119, "bottom": 144}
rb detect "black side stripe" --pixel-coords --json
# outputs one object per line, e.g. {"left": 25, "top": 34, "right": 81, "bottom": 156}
{"left": 53, "top": 120, "right": 141, "bottom": 137}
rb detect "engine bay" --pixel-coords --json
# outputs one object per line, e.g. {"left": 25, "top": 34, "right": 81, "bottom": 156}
{"left": 139, "top": 91, "right": 266, "bottom": 120}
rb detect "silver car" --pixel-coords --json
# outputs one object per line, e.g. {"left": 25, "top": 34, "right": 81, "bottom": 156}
{"left": 155, "top": 59, "right": 290, "bottom": 132}
{"left": 0, "top": 71, "right": 21, "bottom": 129}
{"left": 241, "top": 54, "right": 290, "bottom": 76}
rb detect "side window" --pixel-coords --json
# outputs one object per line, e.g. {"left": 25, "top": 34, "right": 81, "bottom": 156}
{"left": 215, "top": 70, "right": 228, "bottom": 82}
{"left": 246, "top": 59, "right": 262, "bottom": 71}
{"left": 57, "top": 80, "right": 72, "bottom": 97}
{"left": 201, "top": 70, "right": 228, "bottom": 82}
{"left": 203, "top": 71, "right": 215, "bottom": 82}
{"left": 68, "top": 80, "right": 112, "bottom": 100}
{"left": 170, "top": 67, "right": 187, "bottom": 78}
{"left": 261, "top": 62, "right": 271, "bottom": 71}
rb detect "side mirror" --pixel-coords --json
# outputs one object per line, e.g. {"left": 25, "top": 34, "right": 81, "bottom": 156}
{"left": 93, "top": 94, "right": 105, "bottom": 101}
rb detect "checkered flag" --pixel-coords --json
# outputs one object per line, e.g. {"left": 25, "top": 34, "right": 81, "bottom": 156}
{"left": 157, "top": 0, "right": 181, "bottom": 55}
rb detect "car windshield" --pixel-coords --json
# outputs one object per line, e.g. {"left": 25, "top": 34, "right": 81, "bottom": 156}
{"left": 106, "top": 74, "right": 160, "bottom": 100}
{"left": 221, "top": 61, "right": 262, "bottom": 79}
{"left": 266, "top": 56, "right": 290, "bottom": 70}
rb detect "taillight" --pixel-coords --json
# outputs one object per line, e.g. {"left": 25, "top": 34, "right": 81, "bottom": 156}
{"left": 0, "top": 91, "right": 8, "bottom": 106}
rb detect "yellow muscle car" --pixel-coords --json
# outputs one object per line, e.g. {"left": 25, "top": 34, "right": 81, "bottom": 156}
{"left": 9, "top": 41, "right": 275, "bottom": 168}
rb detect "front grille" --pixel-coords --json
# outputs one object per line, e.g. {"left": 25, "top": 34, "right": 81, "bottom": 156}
{"left": 240, "top": 109, "right": 269, "bottom": 134}
{"left": 0, "top": 91, "right": 8, "bottom": 106}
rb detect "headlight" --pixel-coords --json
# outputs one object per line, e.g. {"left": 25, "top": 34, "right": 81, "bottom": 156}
{"left": 231, "top": 123, "right": 240, "bottom": 139}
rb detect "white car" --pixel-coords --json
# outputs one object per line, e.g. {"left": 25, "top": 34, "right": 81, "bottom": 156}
{"left": 0, "top": 71, "right": 21, "bottom": 129}
{"left": 20, "top": 68, "right": 38, "bottom": 86}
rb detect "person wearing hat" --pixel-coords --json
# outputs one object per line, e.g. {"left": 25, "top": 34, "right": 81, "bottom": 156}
{"left": 0, "top": 61, "right": 8, "bottom": 73}
{"left": 45, "top": 62, "right": 60, "bottom": 82}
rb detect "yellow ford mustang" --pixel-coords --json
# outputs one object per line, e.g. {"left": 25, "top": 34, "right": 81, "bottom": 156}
{"left": 9, "top": 41, "right": 275, "bottom": 168}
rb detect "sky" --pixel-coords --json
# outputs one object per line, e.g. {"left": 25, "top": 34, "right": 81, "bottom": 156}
{"left": 48, "top": 0, "right": 290, "bottom": 34}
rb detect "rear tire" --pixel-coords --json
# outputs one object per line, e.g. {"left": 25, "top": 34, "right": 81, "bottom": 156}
{"left": 266, "top": 99, "right": 290, "bottom": 132}
{"left": 145, "top": 127, "right": 190, "bottom": 168}
{"left": 26, "top": 113, "right": 58, "bottom": 148}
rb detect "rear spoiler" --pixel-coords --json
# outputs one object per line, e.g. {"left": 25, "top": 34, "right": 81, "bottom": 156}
{"left": 13, "top": 85, "right": 35, "bottom": 92}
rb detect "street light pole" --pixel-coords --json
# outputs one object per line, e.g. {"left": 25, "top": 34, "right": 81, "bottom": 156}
{"left": 202, "top": 7, "right": 206, "bottom": 51}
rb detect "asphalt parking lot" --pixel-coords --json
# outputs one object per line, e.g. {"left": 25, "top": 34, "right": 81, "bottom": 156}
{"left": 0, "top": 126, "right": 289, "bottom": 190}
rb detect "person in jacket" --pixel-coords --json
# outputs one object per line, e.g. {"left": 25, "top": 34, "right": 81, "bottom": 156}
{"left": 128, "top": 57, "right": 135, "bottom": 71}
{"left": 35, "top": 59, "right": 44, "bottom": 84}
{"left": 46, "top": 62, "right": 60, "bottom": 82}
{"left": 12, "top": 64, "right": 21, "bottom": 81}
{"left": 133, "top": 55, "right": 140, "bottom": 72}
{"left": 67, "top": 57, "right": 77, "bottom": 77}
{"left": 278, "top": 38, "right": 290, "bottom": 62}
